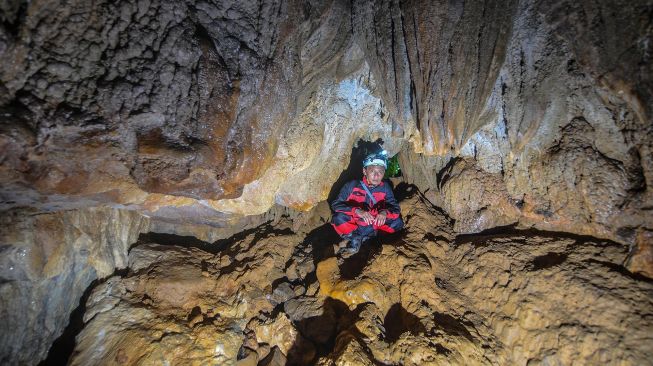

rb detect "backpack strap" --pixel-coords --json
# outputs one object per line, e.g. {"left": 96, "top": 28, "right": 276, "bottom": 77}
{"left": 360, "top": 181, "right": 377, "bottom": 206}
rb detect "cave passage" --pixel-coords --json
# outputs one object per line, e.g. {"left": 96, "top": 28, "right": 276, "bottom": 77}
{"left": 1, "top": 0, "right": 651, "bottom": 364}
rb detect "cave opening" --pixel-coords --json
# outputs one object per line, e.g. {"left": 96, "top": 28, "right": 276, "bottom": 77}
{"left": 327, "top": 138, "right": 395, "bottom": 203}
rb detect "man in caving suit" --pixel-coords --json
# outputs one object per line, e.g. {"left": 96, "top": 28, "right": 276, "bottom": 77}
{"left": 331, "top": 150, "right": 404, "bottom": 257}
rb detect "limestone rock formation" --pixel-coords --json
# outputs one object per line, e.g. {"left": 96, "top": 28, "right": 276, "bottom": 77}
{"left": 2, "top": 0, "right": 649, "bottom": 247}
{"left": 0, "top": 208, "right": 149, "bottom": 365}
{"left": 0, "top": 0, "right": 651, "bottom": 364}
{"left": 60, "top": 191, "right": 653, "bottom": 365}
{"left": 392, "top": 0, "right": 652, "bottom": 267}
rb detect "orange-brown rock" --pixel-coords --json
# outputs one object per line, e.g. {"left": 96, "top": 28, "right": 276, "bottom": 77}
{"left": 0, "top": 0, "right": 651, "bottom": 364}
{"left": 58, "top": 192, "right": 653, "bottom": 365}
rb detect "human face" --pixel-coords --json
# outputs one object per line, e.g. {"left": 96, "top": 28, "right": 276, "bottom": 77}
{"left": 363, "top": 165, "right": 385, "bottom": 186}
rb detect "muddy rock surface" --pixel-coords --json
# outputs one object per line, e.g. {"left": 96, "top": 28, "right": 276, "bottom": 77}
{"left": 68, "top": 191, "right": 653, "bottom": 365}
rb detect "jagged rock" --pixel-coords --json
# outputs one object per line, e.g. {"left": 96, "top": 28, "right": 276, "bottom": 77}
{"left": 625, "top": 229, "right": 653, "bottom": 278}
{"left": 69, "top": 224, "right": 305, "bottom": 365}
{"left": 0, "top": 207, "right": 149, "bottom": 365}
{"left": 248, "top": 313, "right": 298, "bottom": 357}
{"left": 311, "top": 195, "right": 653, "bottom": 365}
{"left": 396, "top": 0, "right": 652, "bottom": 251}
{"left": 259, "top": 346, "right": 287, "bottom": 366}
{"left": 10, "top": 190, "right": 643, "bottom": 366}
{"left": 269, "top": 282, "right": 296, "bottom": 305}
{"left": 318, "top": 332, "right": 374, "bottom": 366}
{"left": 285, "top": 255, "right": 316, "bottom": 282}
{"left": 0, "top": 0, "right": 651, "bottom": 364}
{"left": 248, "top": 312, "right": 316, "bottom": 364}
{"left": 0, "top": 0, "right": 400, "bottom": 219}
{"left": 283, "top": 296, "right": 326, "bottom": 322}
{"left": 1, "top": 0, "right": 647, "bottom": 245}
{"left": 235, "top": 348, "right": 258, "bottom": 366}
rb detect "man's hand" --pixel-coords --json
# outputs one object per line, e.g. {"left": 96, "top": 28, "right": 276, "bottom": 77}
{"left": 355, "top": 208, "right": 375, "bottom": 225}
{"left": 374, "top": 210, "right": 387, "bottom": 226}
{"left": 355, "top": 209, "right": 388, "bottom": 226}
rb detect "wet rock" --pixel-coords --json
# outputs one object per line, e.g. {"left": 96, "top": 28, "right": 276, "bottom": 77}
{"left": 396, "top": 0, "right": 652, "bottom": 252}
{"left": 0, "top": 0, "right": 650, "bottom": 363}
{"left": 235, "top": 348, "right": 258, "bottom": 366}
{"left": 625, "top": 229, "right": 653, "bottom": 278}
{"left": 285, "top": 255, "right": 316, "bottom": 282}
{"left": 283, "top": 296, "right": 326, "bottom": 322}
{"left": 0, "top": 0, "right": 649, "bottom": 241}
{"left": 69, "top": 225, "right": 304, "bottom": 365}
{"left": 10, "top": 191, "right": 644, "bottom": 365}
{"left": 269, "top": 282, "right": 295, "bottom": 305}
{"left": 248, "top": 313, "right": 298, "bottom": 357}
{"left": 0, "top": 208, "right": 149, "bottom": 365}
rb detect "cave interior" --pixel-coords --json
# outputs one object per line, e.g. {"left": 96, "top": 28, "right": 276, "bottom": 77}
{"left": 0, "top": 0, "right": 652, "bottom": 365}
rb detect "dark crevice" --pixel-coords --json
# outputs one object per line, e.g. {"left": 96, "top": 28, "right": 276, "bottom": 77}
{"left": 436, "top": 156, "right": 461, "bottom": 189}
{"left": 431, "top": 312, "right": 475, "bottom": 342}
{"left": 38, "top": 268, "right": 129, "bottom": 366}
{"left": 383, "top": 303, "right": 426, "bottom": 343}
{"left": 133, "top": 222, "right": 294, "bottom": 256}
{"left": 531, "top": 252, "right": 568, "bottom": 270}
{"left": 585, "top": 259, "right": 653, "bottom": 283}
{"left": 133, "top": 232, "right": 214, "bottom": 252}
{"left": 1, "top": 1, "right": 28, "bottom": 37}
{"left": 454, "top": 225, "right": 625, "bottom": 250}
{"left": 286, "top": 298, "right": 367, "bottom": 365}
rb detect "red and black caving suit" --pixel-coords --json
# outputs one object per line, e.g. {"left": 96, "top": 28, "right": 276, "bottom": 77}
{"left": 331, "top": 177, "right": 404, "bottom": 241}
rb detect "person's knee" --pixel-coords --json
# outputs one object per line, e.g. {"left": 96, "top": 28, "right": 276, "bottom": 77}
{"left": 331, "top": 212, "right": 351, "bottom": 225}
{"left": 389, "top": 217, "right": 404, "bottom": 231}
{"left": 357, "top": 224, "right": 377, "bottom": 237}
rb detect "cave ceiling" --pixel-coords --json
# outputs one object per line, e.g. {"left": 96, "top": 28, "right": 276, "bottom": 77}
{"left": 0, "top": 0, "right": 651, "bottom": 264}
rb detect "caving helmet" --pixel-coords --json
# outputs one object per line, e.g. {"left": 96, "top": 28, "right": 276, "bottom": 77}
{"left": 363, "top": 150, "right": 388, "bottom": 169}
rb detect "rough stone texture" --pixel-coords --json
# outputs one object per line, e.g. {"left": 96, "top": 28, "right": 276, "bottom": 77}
{"left": 63, "top": 192, "right": 653, "bottom": 365}
{"left": 0, "top": 0, "right": 400, "bottom": 219}
{"left": 0, "top": 207, "right": 150, "bottom": 365}
{"left": 0, "top": 0, "right": 651, "bottom": 363}
{"left": 1, "top": 0, "right": 650, "bottom": 259}
{"left": 393, "top": 0, "right": 652, "bottom": 274}
{"left": 70, "top": 229, "right": 303, "bottom": 366}
{"left": 1, "top": 0, "right": 650, "bottom": 267}
{"left": 0, "top": 191, "right": 329, "bottom": 365}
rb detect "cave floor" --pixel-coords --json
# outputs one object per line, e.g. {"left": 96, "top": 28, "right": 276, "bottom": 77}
{"left": 42, "top": 188, "right": 653, "bottom": 365}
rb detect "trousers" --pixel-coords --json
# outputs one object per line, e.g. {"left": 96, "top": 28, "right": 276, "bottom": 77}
{"left": 331, "top": 211, "right": 404, "bottom": 241}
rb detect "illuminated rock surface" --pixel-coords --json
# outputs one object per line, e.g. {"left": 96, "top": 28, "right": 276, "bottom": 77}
{"left": 65, "top": 193, "right": 653, "bottom": 365}
{"left": 0, "top": 0, "right": 651, "bottom": 364}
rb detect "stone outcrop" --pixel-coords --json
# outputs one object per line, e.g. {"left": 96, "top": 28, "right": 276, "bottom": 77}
{"left": 0, "top": 208, "right": 149, "bottom": 365}
{"left": 63, "top": 191, "right": 653, "bottom": 365}
{"left": 69, "top": 229, "right": 303, "bottom": 365}
{"left": 1, "top": 0, "right": 650, "bottom": 265}
{"left": 0, "top": 0, "right": 400, "bottom": 219}
{"left": 388, "top": 0, "right": 652, "bottom": 272}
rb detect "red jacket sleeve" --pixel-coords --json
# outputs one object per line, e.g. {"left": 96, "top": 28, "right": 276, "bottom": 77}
{"left": 331, "top": 180, "right": 359, "bottom": 215}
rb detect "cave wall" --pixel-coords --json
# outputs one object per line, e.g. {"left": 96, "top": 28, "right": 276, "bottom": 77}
{"left": 0, "top": 208, "right": 149, "bottom": 364}
{"left": 0, "top": 0, "right": 651, "bottom": 363}
{"left": 386, "top": 0, "right": 652, "bottom": 275}
{"left": 0, "top": 0, "right": 402, "bottom": 220}
{"left": 1, "top": 0, "right": 650, "bottom": 246}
